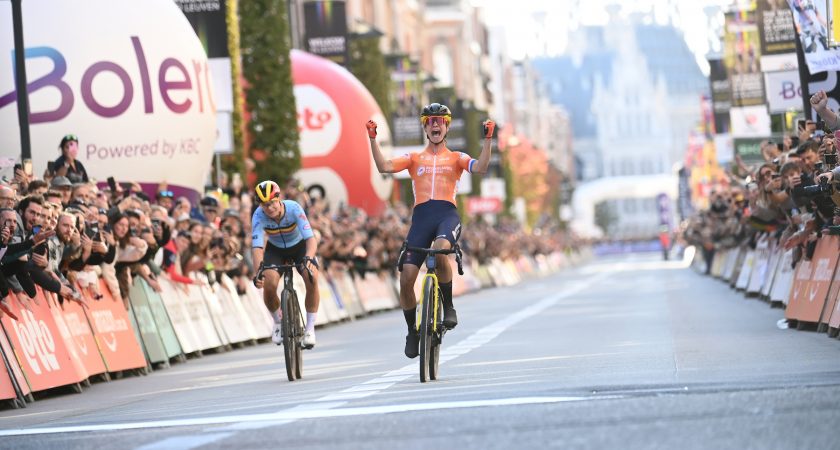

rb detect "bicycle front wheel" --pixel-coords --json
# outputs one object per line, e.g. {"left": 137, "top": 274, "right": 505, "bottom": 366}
{"left": 429, "top": 286, "right": 442, "bottom": 380}
{"left": 419, "top": 277, "right": 434, "bottom": 383}
{"left": 281, "top": 289, "right": 297, "bottom": 381}
{"left": 292, "top": 291, "right": 304, "bottom": 380}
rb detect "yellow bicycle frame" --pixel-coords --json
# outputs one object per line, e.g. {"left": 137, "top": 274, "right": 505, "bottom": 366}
{"left": 416, "top": 272, "right": 440, "bottom": 333}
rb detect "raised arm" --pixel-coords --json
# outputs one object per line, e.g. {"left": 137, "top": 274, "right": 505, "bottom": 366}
{"left": 472, "top": 120, "right": 495, "bottom": 174}
{"left": 367, "top": 120, "right": 396, "bottom": 173}
{"left": 810, "top": 91, "right": 840, "bottom": 130}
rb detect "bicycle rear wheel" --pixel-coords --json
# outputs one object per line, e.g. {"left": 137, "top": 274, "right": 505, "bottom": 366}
{"left": 429, "top": 286, "right": 442, "bottom": 380}
{"left": 292, "top": 291, "right": 304, "bottom": 380}
{"left": 280, "top": 289, "right": 297, "bottom": 381}
{"left": 419, "top": 277, "right": 434, "bottom": 383}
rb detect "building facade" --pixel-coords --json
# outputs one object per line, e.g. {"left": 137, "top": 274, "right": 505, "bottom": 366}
{"left": 534, "top": 14, "right": 707, "bottom": 238}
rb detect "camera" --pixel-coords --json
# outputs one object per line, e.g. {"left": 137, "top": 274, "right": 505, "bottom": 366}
{"left": 802, "top": 176, "right": 833, "bottom": 197}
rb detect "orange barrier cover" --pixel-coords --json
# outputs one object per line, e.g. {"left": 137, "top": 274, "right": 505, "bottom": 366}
{"left": 0, "top": 289, "right": 86, "bottom": 392}
{"left": 0, "top": 325, "right": 18, "bottom": 400}
{"left": 0, "top": 322, "right": 30, "bottom": 397}
{"left": 47, "top": 292, "right": 103, "bottom": 379}
{"left": 785, "top": 259, "right": 813, "bottom": 320}
{"left": 85, "top": 280, "right": 146, "bottom": 372}
{"left": 787, "top": 237, "right": 840, "bottom": 323}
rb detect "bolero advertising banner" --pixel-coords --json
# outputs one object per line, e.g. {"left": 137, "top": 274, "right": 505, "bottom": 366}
{"left": 0, "top": 0, "right": 217, "bottom": 194}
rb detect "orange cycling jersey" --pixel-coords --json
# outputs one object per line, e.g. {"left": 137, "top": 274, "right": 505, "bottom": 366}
{"left": 391, "top": 147, "right": 476, "bottom": 206}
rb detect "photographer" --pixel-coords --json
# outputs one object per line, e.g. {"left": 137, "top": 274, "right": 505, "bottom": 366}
{"left": 0, "top": 207, "right": 54, "bottom": 302}
{"left": 110, "top": 212, "right": 149, "bottom": 303}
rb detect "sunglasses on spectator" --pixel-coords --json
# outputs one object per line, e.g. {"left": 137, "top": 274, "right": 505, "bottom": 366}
{"left": 422, "top": 116, "right": 449, "bottom": 127}
{"left": 63, "top": 134, "right": 78, "bottom": 141}
{"left": 158, "top": 190, "right": 174, "bottom": 198}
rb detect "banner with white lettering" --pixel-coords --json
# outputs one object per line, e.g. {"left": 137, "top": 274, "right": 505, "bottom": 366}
{"left": 757, "top": 0, "right": 798, "bottom": 71}
{"left": 0, "top": 0, "right": 217, "bottom": 193}
{"left": 303, "top": 0, "right": 349, "bottom": 67}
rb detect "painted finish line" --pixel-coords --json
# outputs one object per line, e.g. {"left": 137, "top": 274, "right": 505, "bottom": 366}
{"left": 0, "top": 396, "right": 621, "bottom": 437}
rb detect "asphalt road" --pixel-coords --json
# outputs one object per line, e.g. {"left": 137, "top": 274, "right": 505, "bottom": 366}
{"left": 2, "top": 253, "right": 840, "bottom": 449}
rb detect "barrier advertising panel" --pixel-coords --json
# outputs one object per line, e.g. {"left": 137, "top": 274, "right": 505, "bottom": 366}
{"left": 128, "top": 281, "right": 168, "bottom": 364}
{"left": 0, "top": 323, "right": 30, "bottom": 398}
{"left": 139, "top": 280, "right": 183, "bottom": 360}
{"left": 56, "top": 295, "right": 106, "bottom": 378}
{"left": 0, "top": 346, "right": 18, "bottom": 401}
{"left": 86, "top": 280, "right": 146, "bottom": 373}
{"left": 157, "top": 278, "right": 202, "bottom": 354}
{"left": 786, "top": 259, "right": 814, "bottom": 319}
{"left": 0, "top": 290, "right": 86, "bottom": 392}
{"left": 785, "top": 237, "right": 839, "bottom": 323}
{"left": 218, "top": 275, "right": 260, "bottom": 341}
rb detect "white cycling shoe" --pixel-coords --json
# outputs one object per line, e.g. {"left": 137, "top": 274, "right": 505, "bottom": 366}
{"left": 271, "top": 323, "right": 283, "bottom": 345}
{"left": 302, "top": 330, "right": 316, "bottom": 349}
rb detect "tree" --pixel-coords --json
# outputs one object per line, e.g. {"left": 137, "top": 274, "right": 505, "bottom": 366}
{"left": 348, "top": 36, "right": 392, "bottom": 122}
{"left": 239, "top": 0, "right": 301, "bottom": 185}
{"left": 221, "top": 0, "right": 246, "bottom": 176}
{"left": 594, "top": 201, "right": 618, "bottom": 236}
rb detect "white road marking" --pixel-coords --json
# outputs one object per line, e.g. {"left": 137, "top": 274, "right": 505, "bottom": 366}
{"left": 134, "top": 432, "right": 235, "bottom": 450}
{"left": 0, "top": 396, "right": 620, "bottom": 437}
{"left": 0, "top": 273, "right": 607, "bottom": 443}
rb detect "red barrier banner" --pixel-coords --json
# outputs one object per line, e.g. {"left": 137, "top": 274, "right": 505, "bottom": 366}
{"left": 0, "top": 289, "right": 86, "bottom": 392}
{"left": 0, "top": 356, "right": 16, "bottom": 400}
{"left": 43, "top": 295, "right": 89, "bottom": 382}
{"left": 0, "top": 320, "right": 30, "bottom": 397}
{"left": 785, "top": 259, "right": 813, "bottom": 320}
{"left": 786, "top": 237, "right": 840, "bottom": 323}
{"left": 85, "top": 279, "right": 146, "bottom": 373}
{"left": 0, "top": 316, "right": 20, "bottom": 400}
{"left": 57, "top": 291, "right": 108, "bottom": 378}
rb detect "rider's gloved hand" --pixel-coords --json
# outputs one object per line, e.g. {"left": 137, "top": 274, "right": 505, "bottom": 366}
{"left": 303, "top": 256, "right": 319, "bottom": 270}
{"left": 366, "top": 120, "right": 378, "bottom": 138}
{"left": 252, "top": 275, "right": 263, "bottom": 288}
{"left": 482, "top": 120, "right": 495, "bottom": 139}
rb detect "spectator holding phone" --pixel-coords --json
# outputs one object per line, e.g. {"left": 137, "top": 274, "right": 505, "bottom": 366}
{"left": 110, "top": 212, "right": 149, "bottom": 302}
{"left": 54, "top": 134, "right": 89, "bottom": 184}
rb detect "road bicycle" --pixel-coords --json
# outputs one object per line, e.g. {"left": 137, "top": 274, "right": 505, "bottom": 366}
{"left": 256, "top": 262, "right": 313, "bottom": 381}
{"left": 398, "top": 242, "right": 464, "bottom": 382}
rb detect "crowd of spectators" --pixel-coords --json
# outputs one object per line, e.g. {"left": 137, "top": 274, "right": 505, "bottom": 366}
{"left": 1, "top": 135, "right": 574, "bottom": 317}
{"left": 685, "top": 119, "right": 840, "bottom": 274}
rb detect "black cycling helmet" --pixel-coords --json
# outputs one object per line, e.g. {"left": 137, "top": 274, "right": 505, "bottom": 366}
{"left": 420, "top": 103, "right": 452, "bottom": 118}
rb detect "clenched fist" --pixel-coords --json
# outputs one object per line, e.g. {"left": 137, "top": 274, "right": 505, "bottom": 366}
{"left": 482, "top": 120, "right": 495, "bottom": 139}
{"left": 366, "top": 120, "right": 378, "bottom": 138}
{"left": 811, "top": 90, "right": 829, "bottom": 110}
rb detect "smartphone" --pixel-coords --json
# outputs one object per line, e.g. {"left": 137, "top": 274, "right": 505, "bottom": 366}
{"left": 797, "top": 119, "right": 806, "bottom": 131}
{"left": 32, "top": 225, "right": 41, "bottom": 235}
{"left": 107, "top": 176, "right": 117, "bottom": 192}
{"left": 23, "top": 160, "right": 32, "bottom": 176}
{"left": 46, "top": 160, "right": 56, "bottom": 174}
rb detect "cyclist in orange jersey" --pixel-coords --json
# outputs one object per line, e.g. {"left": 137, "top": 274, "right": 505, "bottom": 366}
{"left": 366, "top": 103, "right": 495, "bottom": 358}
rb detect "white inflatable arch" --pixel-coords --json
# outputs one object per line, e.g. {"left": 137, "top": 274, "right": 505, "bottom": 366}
{"left": 570, "top": 174, "right": 678, "bottom": 238}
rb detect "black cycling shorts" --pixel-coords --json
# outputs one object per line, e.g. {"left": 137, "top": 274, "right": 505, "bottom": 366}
{"left": 264, "top": 239, "right": 307, "bottom": 267}
{"left": 403, "top": 200, "right": 461, "bottom": 267}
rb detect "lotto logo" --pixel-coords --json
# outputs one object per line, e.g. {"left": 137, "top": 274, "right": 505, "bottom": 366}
{"left": 12, "top": 309, "right": 60, "bottom": 375}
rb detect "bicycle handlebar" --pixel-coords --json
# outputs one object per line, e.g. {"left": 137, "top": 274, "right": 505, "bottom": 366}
{"left": 397, "top": 242, "right": 464, "bottom": 276}
{"left": 257, "top": 261, "right": 314, "bottom": 284}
